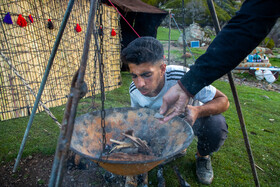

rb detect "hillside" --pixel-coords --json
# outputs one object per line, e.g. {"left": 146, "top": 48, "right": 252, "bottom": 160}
{"left": 142, "top": 0, "right": 242, "bottom": 26}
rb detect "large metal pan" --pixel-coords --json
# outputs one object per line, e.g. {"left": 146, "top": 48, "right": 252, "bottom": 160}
{"left": 70, "top": 107, "right": 194, "bottom": 176}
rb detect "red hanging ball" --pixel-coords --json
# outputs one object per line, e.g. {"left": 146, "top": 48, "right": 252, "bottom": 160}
{"left": 75, "top": 23, "right": 82, "bottom": 32}
{"left": 17, "top": 14, "right": 27, "bottom": 27}
{"left": 111, "top": 28, "right": 116, "bottom": 36}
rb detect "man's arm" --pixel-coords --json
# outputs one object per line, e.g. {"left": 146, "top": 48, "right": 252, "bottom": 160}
{"left": 160, "top": 0, "right": 279, "bottom": 122}
{"left": 185, "top": 89, "right": 229, "bottom": 126}
{"left": 181, "top": 0, "right": 280, "bottom": 96}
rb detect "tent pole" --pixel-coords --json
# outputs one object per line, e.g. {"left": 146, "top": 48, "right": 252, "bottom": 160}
{"left": 181, "top": 0, "right": 186, "bottom": 66}
{"left": 206, "top": 0, "right": 260, "bottom": 186}
{"left": 48, "top": 0, "right": 97, "bottom": 186}
{"left": 168, "top": 9, "right": 171, "bottom": 65}
{"left": 13, "top": 0, "right": 75, "bottom": 173}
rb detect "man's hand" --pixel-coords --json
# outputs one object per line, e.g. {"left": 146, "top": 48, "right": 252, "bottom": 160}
{"left": 159, "top": 83, "right": 190, "bottom": 123}
{"left": 184, "top": 105, "right": 198, "bottom": 126}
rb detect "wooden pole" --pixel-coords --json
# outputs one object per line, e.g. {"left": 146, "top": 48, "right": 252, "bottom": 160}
{"left": 181, "top": 0, "right": 186, "bottom": 66}
{"left": 206, "top": 1, "right": 260, "bottom": 186}
{"left": 168, "top": 9, "right": 171, "bottom": 65}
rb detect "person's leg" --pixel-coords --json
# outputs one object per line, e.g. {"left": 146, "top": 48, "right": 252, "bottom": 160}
{"left": 192, "top": 114, "right": 228, "bottom": 184}
{"left": 193, "top": 114, "right": 228, "bottom": 156}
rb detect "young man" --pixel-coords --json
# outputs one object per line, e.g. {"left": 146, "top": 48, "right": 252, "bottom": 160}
{"left": 121, "top": 37, "right": 229, "bottom": 185}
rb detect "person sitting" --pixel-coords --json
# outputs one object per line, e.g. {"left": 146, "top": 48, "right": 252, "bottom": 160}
{"left": 121, "top": 37, "right": 230, "bottom": 185}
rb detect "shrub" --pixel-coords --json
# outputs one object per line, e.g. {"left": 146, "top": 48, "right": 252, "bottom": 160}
{"left": 263, "top": 37, "right": 275, "bottom": 49}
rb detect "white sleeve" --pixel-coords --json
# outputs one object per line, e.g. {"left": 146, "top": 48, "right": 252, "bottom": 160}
{"left": 193, "top": 85, "right": 216, "bottom": 103}
{"left": 130, "top": 93, "right": 140, "bottom": 107}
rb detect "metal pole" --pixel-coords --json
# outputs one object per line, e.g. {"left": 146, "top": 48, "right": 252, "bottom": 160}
{"left": 182, "top": 0, "right": 186, "bottom": 66}
{"left": 48, "top": 0, "right": 97, "bottom": 186}
{"left": 168, "top": 9, "right": 171, "bottom": 65}
{"left": 13, "top": 0, "right": 75, "bottom": 173}
{"left": 171, "top": 16, "right": 196, "bottom": 64}
{"left": 206, "top": 0, "right": 260, "bottom": 186}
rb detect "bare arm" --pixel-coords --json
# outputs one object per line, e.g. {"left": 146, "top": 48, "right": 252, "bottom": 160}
{"left": 185, "top": 89, "right": 229, "bottom": 126}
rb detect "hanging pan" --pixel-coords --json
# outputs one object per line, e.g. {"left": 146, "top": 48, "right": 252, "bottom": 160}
{"left": 70, "top": 107, "right": 194, "bottom": 176}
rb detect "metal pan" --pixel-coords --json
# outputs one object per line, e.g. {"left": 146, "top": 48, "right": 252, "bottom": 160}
{"left": 70, "top": 107, "right": 194, "bottom": 176}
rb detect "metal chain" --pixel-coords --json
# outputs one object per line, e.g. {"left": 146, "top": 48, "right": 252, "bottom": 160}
{"left": 90, "top": 27, "right": 98, "bottom": 112}
{"left": 97, "top": 0, "right": 107, "bottom": 152}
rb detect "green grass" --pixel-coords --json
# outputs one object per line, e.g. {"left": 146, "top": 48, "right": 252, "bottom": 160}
{"left": 157, "top": 26, "right": 181, "bottom": 41}
{"left": 1, "top": 71, "right": 279, "bottom": 186}
{"left": 0, "top": 72, "right": 132, "bottom": 162}
{"left": 147, "top": 81, "right": 280, "bottom": 186}
{"left": 270, "top": 57, "right": 280, "bottom": 67}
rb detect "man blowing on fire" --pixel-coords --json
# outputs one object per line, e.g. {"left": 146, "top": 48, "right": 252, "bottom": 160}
{"left": 121, "top": 37, "right": 229, "bottom": 185}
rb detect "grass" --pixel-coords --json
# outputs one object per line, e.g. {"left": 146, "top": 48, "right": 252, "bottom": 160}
{"left": 157, "top": 26, "right": 181, "bottom": 41}
{"left": 1, "top": 26, "right": 280, "bottom": 185}
{"left": 1, "top": 71, "right": 279, "bottom": 186}
{"left": 0, "top": 72, "right": 132, "bottom": 163}
{"left": 147, "top": 80, "right": 280, "bottom": 186}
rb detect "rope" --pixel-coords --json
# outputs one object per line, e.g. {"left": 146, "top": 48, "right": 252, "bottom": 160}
{"left": 107, "top": 0, "right": 141, "bottom": 38}
{"left": 0, "top": 51, "right": 61, "bottom": 128}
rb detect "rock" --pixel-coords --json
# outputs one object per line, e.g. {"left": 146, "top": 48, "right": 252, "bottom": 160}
{"left": 268, "top": 54, "right": 276, "bottom": 58}
{"left": 267, "top": 84, "right": 273, "bottom": 90}
{"left": 178, "top": 22, "right": 211, "bottom": 45}
{"left": 181, "top": 52, "right": 192, "bottom": 59}
{"left": 264, "top": 48, "right": 274, "bottom": 55}
{"left": 261, "top": 95, "right": 270, "bottom": 99}
{"left": 277, "top": 54, "right": 280, "bottom": 59}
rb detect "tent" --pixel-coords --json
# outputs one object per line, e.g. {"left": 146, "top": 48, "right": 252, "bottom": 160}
{"left": 103, "top": 0, "right": 167, "bottom": 70}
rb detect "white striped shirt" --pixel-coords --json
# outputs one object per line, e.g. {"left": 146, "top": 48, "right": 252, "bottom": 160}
{"left": 129, "top": 65, "right": 216, "bottom": 109}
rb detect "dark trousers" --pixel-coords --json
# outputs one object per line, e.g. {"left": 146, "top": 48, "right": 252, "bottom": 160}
{"left": 192, "top": 114, "right": 228, "bottom": 156}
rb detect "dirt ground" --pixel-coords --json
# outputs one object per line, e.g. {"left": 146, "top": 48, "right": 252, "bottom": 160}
{"left": 0, "top": 152, "right": 126, "bottom": 187}
{"left": 1, "top": 42, "right": 279, "bottom": 187}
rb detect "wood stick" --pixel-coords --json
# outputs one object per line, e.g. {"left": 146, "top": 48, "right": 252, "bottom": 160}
{"left": 173, "top": 166, "right": 190, "bottom": 187}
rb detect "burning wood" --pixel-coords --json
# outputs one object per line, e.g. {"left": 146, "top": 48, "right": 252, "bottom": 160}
{"left": 109, "top": 130, "right": 153, "bottom": 156}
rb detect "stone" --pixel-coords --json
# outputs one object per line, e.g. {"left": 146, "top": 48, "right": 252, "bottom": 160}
{"left": 181, "top": 52, "right": 192, "bottom": 59}
{"left": 178, "top": 22, "right": 211, "bottom": 45}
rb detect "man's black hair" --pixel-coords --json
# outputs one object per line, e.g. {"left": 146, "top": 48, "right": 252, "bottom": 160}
{"left": 121, "top": 36, "right": 164, "bottom": 65}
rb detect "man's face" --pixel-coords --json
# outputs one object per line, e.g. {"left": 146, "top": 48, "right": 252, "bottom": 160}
{"left": 128, "top": 61, "right": 166, "bottom": 97}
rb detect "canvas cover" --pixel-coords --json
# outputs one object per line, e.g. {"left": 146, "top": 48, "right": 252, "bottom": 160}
{"left": 103, "top": 0, "right": 167, "bottom": 70}
{"left": 103, "top": 0, "right": 167, "bottom": 14}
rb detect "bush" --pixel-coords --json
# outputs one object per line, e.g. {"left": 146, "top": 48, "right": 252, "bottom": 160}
{"left": 263, "top": 37, "right": 275, "bottom": 49}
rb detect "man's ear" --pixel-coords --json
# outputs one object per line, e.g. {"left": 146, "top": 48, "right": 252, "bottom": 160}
{"left": 160, "top": 63, "right": 167, "bottom": 75}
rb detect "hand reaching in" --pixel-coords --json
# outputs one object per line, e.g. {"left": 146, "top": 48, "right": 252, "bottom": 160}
{"left": 159, "top": 83, "right": 190, "bottom": 123}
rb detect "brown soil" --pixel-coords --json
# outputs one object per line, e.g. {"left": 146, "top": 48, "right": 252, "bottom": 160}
{"left": 0, "top": 153, "right": 126, "bottom": 187}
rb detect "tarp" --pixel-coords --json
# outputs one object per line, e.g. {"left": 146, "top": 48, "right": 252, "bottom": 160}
{"left": 103, "top": 0, "right": 167, "bottom": 14}
{"left": 103, "top": 0, "right": 167, "bottom": 70}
